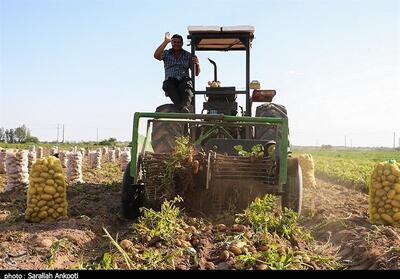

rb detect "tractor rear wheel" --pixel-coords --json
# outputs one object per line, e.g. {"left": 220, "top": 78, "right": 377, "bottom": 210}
{"left": 281, "top": 163, "right": 303, "bottom": 215}
{"left": 121, "top": 162, "right": 144, "bottom": 219}
{"left": 151, "top": 104, "right": 185, "bottom": 153}
{"left": 255, "top": 103, "right": 288, "bottom": 141}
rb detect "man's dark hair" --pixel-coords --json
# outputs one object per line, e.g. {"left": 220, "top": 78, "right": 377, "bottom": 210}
{"left": 172, "top": 34, "right": 183, "bottom": 43}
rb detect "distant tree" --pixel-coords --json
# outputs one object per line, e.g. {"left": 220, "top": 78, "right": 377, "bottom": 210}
{"left": 98, "top": 137, "right": 118, "bottom": 146}
{"left": 6, "top": 129, "right": 16, "bottom": 143}
{"left": 321, "top": 144, "right": 332, "bottom": 150}
{"left": 25, "top": 136, "right": 39, "bottom": 143}
{"left": 15, "top": 125, "right": 29, "bottom": 142}
{"left": 0, "top": 127, "right": 4, "bottom": 142}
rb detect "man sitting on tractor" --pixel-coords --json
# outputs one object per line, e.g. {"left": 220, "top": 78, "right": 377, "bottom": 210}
{"left": 154, "top": 32, "right": 201, "bottom": 113}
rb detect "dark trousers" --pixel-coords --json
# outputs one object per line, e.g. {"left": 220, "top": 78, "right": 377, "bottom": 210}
{"left": 162, "top": 77, "right": 193, "bottom": 109}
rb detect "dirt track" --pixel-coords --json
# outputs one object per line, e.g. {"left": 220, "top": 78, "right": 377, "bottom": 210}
{"left": 0, "top": 165, "right": 399, "bottom": 270}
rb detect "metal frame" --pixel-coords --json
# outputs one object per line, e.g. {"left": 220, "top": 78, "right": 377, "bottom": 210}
{"left": 188, "top": 32, "right": 253, "bottom": 116}
{"left": 130, "top": 112, "right": 289, "bottom": 192}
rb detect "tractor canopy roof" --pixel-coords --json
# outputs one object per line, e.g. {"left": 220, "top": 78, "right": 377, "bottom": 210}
{"left": 187, "top": 25, "right": 255, "bottom": 51}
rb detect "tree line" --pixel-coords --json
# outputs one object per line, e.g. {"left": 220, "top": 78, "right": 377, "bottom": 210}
{"left": 0, "top": 125, "right": 39, "bottom": 143}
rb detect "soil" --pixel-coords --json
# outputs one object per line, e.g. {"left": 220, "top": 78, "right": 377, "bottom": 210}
{"left": 0, "top": 161, "right": 399, "bottom": 270}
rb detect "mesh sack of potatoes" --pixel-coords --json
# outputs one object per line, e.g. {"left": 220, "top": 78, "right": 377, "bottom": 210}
{"left": 101, "top": 146, "right": 108, "bottom": 156}
{"left": 79, "top": 148, "right": 85, "bottom": 157}
{"left": 66, "top": 152, "right": 84, "bottom": 184}
{"left": 120, "top": 151, "right": 130, "bottom": 171}
{"left": 89, "top": 151, "right": 101, "bottom": 169}
{"left": 108, "top": 150, "right": 116, "bottom": 163}
{"left": 50, "top": 146, "right": 58, "bottom": 156}
{"left": 115, "top": 148, "right": 121, "bottom": 159}
{"left": 0, "top": 149, "right": 6, "bottom": 174}
{"left": 5, "top": 150, "right": 29, "bottom": 192}
{"left": 29, "top": 145, "right": 36, "bottom": 153}
{"left": 59, "top": 151, "right": 68, "bottom": 168}
{"left": 28, "top": 150, "right": 37, "bottom": 170}
{"left": 298, "top": 154, "right": 317, "bottom": 188}
{"left": 37, "top": 147, "right": 44, "bottom": 159}
{"left": 369, "top": 160, "right": 400, "bottom": 225}
{"left": 25, "top": 156, "right": 68, "bottom": 223}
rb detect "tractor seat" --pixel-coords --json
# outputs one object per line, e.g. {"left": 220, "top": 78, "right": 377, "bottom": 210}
{"left": 206, "top": 86, "right": 236, "bottom": 101}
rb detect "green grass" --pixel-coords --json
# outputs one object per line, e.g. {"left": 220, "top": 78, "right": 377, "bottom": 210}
{"left": 293, "top": 149, "right": 400, "bottom": 190}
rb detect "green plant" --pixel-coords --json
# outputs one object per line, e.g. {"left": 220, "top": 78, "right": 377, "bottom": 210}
{"left": 161, "top": 136, "right": 194, "bottom": 200}
{"left": 47, "top": 238, "right": 70, "bottom": 269}
{"left": 234, "top": 144, "right": 264, "bottom": 158}
{"left": 133, "top": 196, "right": 183, "bottom": 244}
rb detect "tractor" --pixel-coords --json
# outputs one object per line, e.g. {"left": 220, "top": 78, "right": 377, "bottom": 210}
{"left": 121, "top": 26, "right": 303, "bottom": 219}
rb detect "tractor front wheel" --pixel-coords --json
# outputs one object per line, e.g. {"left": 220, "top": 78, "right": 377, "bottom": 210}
{"left": 121, "top": 162, "right": 144, "bottom": 219}
{"left": 281, "top": 163, "right": 303, "bottom": 215}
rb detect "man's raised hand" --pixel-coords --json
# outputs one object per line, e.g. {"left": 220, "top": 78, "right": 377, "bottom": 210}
{"left": 164, "top": 32, "right": 171, "bottom": 43}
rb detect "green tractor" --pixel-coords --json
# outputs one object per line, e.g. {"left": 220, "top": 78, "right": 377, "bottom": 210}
{"left": 121, "top": 26, "right": 303, "bottom": 219}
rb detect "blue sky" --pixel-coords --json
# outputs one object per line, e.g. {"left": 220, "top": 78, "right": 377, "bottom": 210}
{"left": 1, "top": 0, "right": 399, "bottom": 147}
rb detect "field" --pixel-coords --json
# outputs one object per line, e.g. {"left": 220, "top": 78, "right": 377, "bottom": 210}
{"left": 294, "top": 149, "right": 400, "bottom": 191}
{"left": 0, "top": 147, "right": 399, "bottom": 270}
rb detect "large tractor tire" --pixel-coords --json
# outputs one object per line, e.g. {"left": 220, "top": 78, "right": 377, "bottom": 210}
{"left": 151, "top": 104, "right": 185, "bottom": 153}
{"left": 255, "top": 103, "right": 288, "bottom": 141}
{"left": 281, "top": 162, "right": 303, "bottom": 215}
{"left": 121, "top": 162, "right": 144, "bottom": 219}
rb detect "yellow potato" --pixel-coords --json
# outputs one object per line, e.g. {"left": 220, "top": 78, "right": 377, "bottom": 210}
{"left": 57, "top": 186, "right": 64, "bottom": 193}
{"left": 378, "top": 201, "right": 385, "bottom": 207}
{"left": 387, "top": 190, "right": 396, "bottom": 199}
{"left": 56, "top": 207, "right": 64, "bottom": 213}
{"left": 38, "top": 211, "right": 48, "bottom": 219}
{"left": 382, "top": 196, "right": 387, "bottom": 201}
{"left": 30, "top": 198, "right": 38, "bottom": 205}
{"left": 387, "top": 175, "right": 396, "bottom": 183}
{"left": 40, "top": 206, "right": 49, "bottom": 212}
{"left": 46, "top": 179, "right": 55, "bottom": 185}
{"left": 48, "top": 208, "right": 55, "bottom": 214}
{"left": 378, "top": 208, "right": 385, "bottom": 213}
{"left": 36, "top": 187, "right": 44, "bottom": 194}
{"left": 52, "top": 212, "right": 60, "bottom": 219}
{"left": 393, "top": 212, "right": 400, "bottom": 221}
{"left": 372, "top": 183, "right": 383, "bottom": 189}
{"left": 40, "top": 172, "right": 49, "bottom": 179}
{"left": 384, "top": 185, "right": 391, "bottom": 191}
{"left": 384, "top": 204, "right": 392, "bottom": 209}
{"left": 381, "top": 214, "right": 394, "bottom": 224}
{"left": 33, "top": 207, "right": 40, "bottom": 212}
{"left": 37, "top": 200, "right": 46, "bottom": 207}
{"left": 55, "top": 198, "right": 64, "bottom": 204}
{"left": 391, "top": 200, "right": 400, "bottom": 208}
{"left": 44, "top": 186, "right": 56, "bottom": 195}
{"left": 394, "top": 184, "right": 400, "bottom": 193}
{"left": 393, "top": 195, "right": 400, "bottom": 201}
{"left": 373, "top": 213, "right": 381, "bottom": 220}
{"left": 40, "top": 194, "right": 53, "bottom": 201}
{"left": 384, "top": 169, "right": 391, "bottom": 176}
{"left": 376, "top": 189, "right": 386, "bottom": 197}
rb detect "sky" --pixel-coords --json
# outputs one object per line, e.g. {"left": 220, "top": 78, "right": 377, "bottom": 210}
{"left": 0, "top": 0, "right": 399, "bottom": 147}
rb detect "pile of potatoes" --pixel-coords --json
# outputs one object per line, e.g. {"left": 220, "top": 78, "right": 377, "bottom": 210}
{"left": 369, "top": 160, "right": 400, "bottom": 225}
{"left": 0, "top": 149, "right": 6, "bottom": 174}
{"left": 59, "top": 151, "right": 68, "bottom": 168}
{"left": 89, "top": 150, "right": 102, "bottom": 169}
{"left": 5, "top": 150, "right": 29, "bottom": 192}
{"left": 25, "top": 156, "right": 68, "bottom": 222}
{"left": 28, "top": 151, "right": 37, "bottom": 170}
{"left": 298, "top": 154, "right": 317, "bottom": 188}
{"left": 108, "top": 150, "right": 116, "bottom": 163}
{"left": 120, "top": 151, "right": 130, "bottom": 171}
{"left": 37, "top": 147, "right": 43, "bottom": 159}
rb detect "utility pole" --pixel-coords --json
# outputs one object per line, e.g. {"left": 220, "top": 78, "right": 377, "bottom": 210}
{"left": 345, "top": 136, "right": 347, "bottom": 148}
{"left": 97, "top": 128, "right": 99, "bottom": 143}
{"left": 56, "top": 124, "right": 60, "bottom": 143}
{"left": 62, "top": 124, "right": 65, "bottom": 143}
